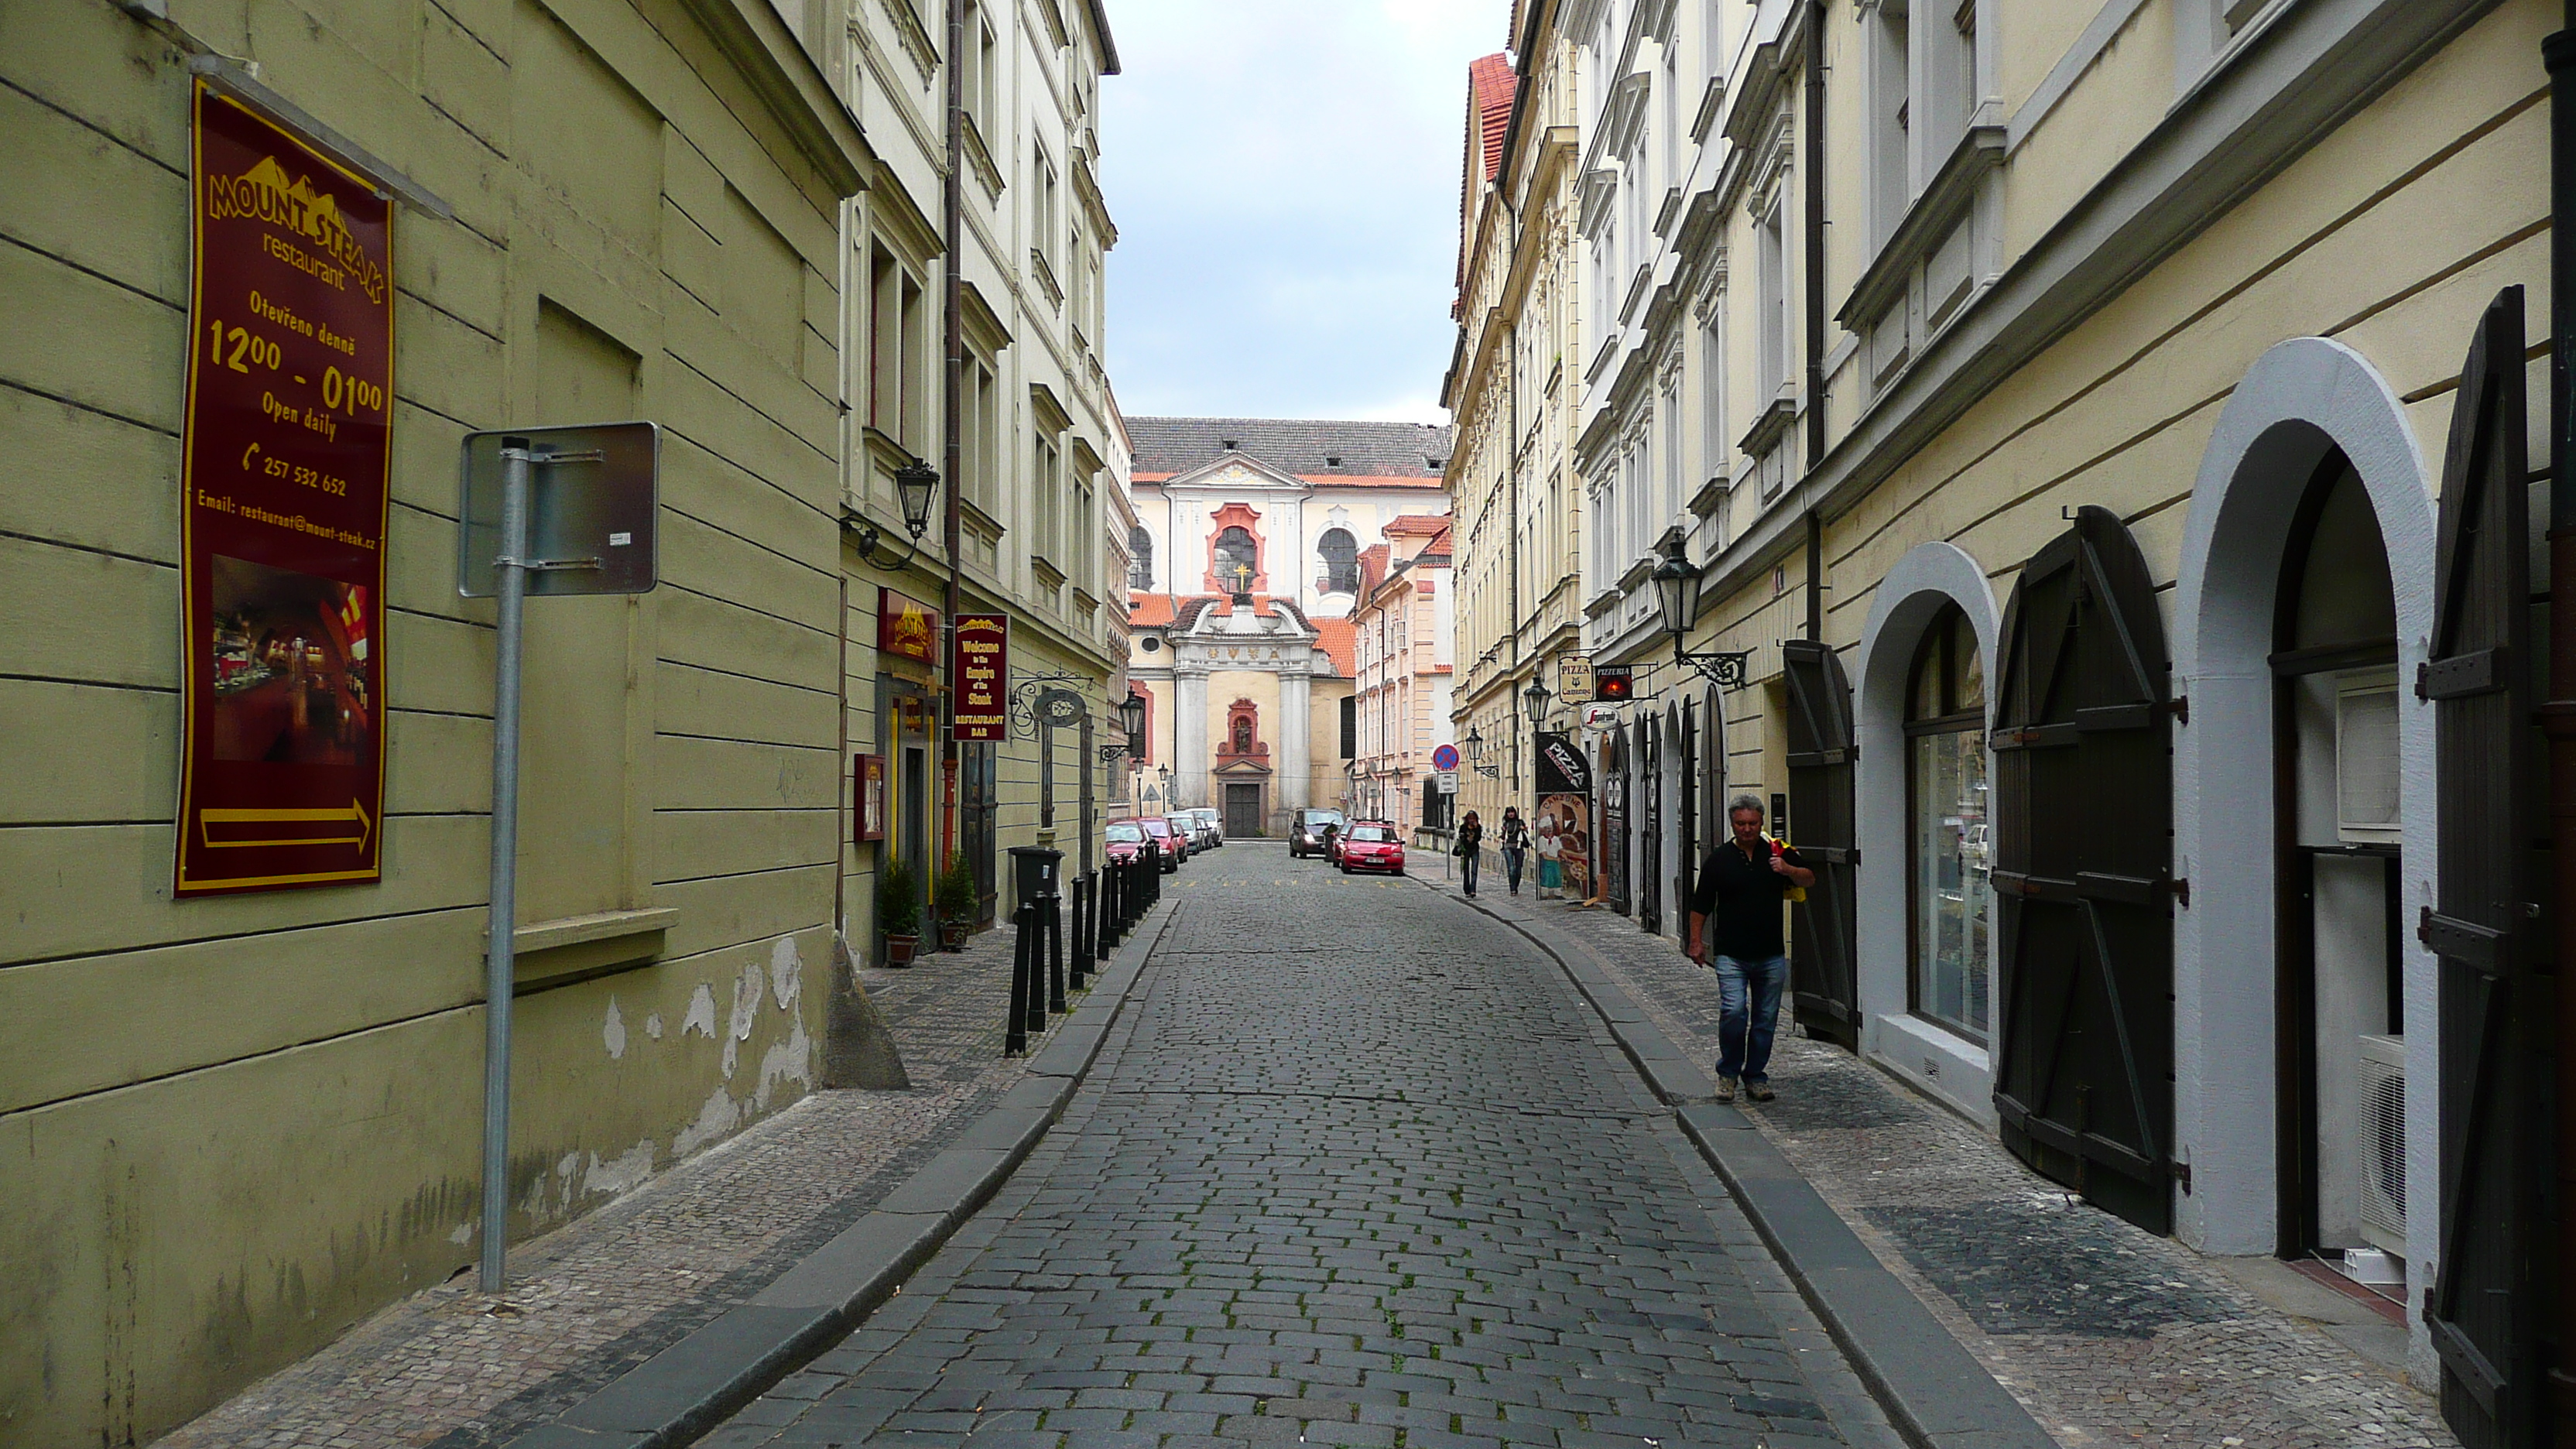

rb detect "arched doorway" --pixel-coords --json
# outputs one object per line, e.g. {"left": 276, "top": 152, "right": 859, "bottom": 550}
{"left": 2271, "top": 455, "right": 2405, "bottom": 1263}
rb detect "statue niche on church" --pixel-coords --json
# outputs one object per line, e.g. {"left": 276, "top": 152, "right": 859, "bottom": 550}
{"left": 1215, "top": 699, "right": 1267, "bottom": 764}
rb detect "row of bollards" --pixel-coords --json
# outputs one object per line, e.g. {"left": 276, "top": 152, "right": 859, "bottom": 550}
{"left": 1007, "top": 841, "right": 1162, "bottom": 1056}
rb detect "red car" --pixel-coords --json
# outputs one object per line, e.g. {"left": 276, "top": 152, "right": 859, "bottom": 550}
{"left": 1105, "top": 820, "right": 1155, "bottom": 867}
{"left": 1123, "top": 816, "right": 1184, "bottom": 872}
{"left": 1337, "top": 821, "right": 1406, "bottom": 875}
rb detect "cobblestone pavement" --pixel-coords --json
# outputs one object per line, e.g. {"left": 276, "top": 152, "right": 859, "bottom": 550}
{"left": 160, "top": 920, "right": 1075, "bottom": 1449}
{"left": 1444, "top": 878, "right": 2454, "bottom": 1449}
{"left": 704, "top": 848, "right": 1906, "bottom": 1449}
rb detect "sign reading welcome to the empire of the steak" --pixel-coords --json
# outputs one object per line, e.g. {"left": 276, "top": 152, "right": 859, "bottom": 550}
{"left": 176, "top": 84, "right": 395, "bottom": 896}
{"left": 951, "top": 614, "right": 1009, "bottom": 742}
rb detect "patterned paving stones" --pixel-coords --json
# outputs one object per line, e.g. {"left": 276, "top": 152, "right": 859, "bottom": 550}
{"left": 704, "top": 852, "right": 1896, "bottom": 1449}
{"left": 157, "top": 925, "right": 1074, "bottom": 1449}
{"left": 1453, "top": 880, "right": 2457, "bottom": 1449}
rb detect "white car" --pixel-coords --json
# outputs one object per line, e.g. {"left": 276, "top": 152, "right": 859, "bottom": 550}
{"left": 1185, "top": 807, "right": 1223, "bottom": 850}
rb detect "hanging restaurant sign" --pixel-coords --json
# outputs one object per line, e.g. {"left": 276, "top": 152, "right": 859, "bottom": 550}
{"left": 951, "top": 613, "right": 1009, "bottom": 742}
{"left": 176, "top": 82, "right": 396, "bottom": 896}
{"left": 878, "top": 587, "right": 940, "bottom": 666}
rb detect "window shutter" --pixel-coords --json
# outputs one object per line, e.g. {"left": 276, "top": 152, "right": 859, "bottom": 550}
{"left": 1782, "top": 639, "right": 1860, "bottom": 1047}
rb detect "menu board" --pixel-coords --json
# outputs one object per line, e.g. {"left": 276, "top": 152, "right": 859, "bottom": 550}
{"left": 951, "top": 613, "right": 1008, "bottom": 742}
{"left": 175, "top": 84, "right": 395, "bottom": 896}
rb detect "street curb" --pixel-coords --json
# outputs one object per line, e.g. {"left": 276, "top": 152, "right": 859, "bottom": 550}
{"left": 498, "top": 897, "right": 1184, "bottom": 1449}
{"left": 1420, "top": 879, "right": 2060, "bottom": 1449}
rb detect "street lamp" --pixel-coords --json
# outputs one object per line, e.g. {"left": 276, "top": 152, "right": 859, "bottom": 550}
{"left": 1117, "top": 687, "right": 1148, "bottom": 758}
{"left": 1652, "top": 540, "right": 1752, "bottom": 688}
{"left": 855, "top": 457, "right": 944, "bottom": 568}
{"left": 1521, "top": 674, "right": 1553, "bottom": 728}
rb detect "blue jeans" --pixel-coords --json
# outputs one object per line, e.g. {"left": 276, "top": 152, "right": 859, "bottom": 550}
{"left": 1459, "top": 848, "right": 1478, "bottom": 892}
{"left": 1713, "top": 954, "right": 1789, "bottom": 1084}
{"left": 1502, "top": 845, "right": 1526, "bottom": 892}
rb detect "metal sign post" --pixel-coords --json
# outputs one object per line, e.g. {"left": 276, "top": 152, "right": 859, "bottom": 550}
{"left": 459, "top": 423, "right": 659, "bottom": 1294}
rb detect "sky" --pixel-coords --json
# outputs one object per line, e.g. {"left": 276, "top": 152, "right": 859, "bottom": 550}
{"left": 1099, "top": 1, "right": 1510, "bottom": 425}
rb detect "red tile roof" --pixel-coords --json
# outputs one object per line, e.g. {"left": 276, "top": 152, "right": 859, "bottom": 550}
{"left": 1311, "top": 618, "right": 1355, "bottom": 679}
{"left": 1382, "top": 512, "right": 1454, "bottom": 537}
{"left": 1470, "top": 54, "right": 1516, "bottom": 183}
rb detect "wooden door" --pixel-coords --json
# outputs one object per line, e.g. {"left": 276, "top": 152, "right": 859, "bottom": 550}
{"left": 1783, "top": 640, "right": 1859, "bottom": 1048}
{"left": 1225, "top": 783, "right": 1264, "bottom": 840}
{"left": 1678, "top": 697, "right": 1700, "bottom": 935}
{"left": 1603, "top": 724, "right": 1630, "bottom": 914}
{"left": 1990, "top": 506, "right": 2177, "bottom": 1235}
{"left": 2420, "top": 287, "right": 2543, "bottom": 1449}
{"left": 1641, "top": 711, "right": 1663, "bottom": 934}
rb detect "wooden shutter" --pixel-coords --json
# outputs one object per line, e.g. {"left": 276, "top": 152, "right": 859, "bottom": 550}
{"left": 1990, "top": 505, "right": 2177, "bottom": 1235}
{"left": 2421, "top": 287, "right": 2542, "bottom": 1449}
{"left": 1783, "top": 639, "right": 1860, "bottom": 1048}
{"left": 1641, "top": 711, "right": 1664, "bottom": 934}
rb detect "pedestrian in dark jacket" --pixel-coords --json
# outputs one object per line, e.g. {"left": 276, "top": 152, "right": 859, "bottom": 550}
{"left": 1499, "top": 807, "right": 1530, "bottom": 895}
{"left": 1455, "top": 811, "right": 1484, "bottom": 896}
{"left": 1687, "top": 794, "right": 1814, "bottom": 1103}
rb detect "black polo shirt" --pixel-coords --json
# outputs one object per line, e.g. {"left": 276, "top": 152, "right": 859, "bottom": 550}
{"left": 1689, "top": 838, "right": 1806, "bottom": 961}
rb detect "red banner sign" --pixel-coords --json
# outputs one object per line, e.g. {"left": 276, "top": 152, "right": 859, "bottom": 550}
{"left": 952, "top": 613, "right": 1009, "bottom": 742}
{"left": 878, "top": 587, "right": 939, "bottom": 666}
{"left": 176, "top": 84, "right": 395, "bottom": 896}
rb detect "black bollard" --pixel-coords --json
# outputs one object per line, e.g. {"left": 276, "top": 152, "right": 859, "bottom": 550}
{"left": 1005, "top": 903, "right": 1031, "bottom": 1056}
{"left": 1045, "top": 889, "right": 1067, "bottom": 1015}
{"left": 1097, "top": 865, "right": 1115, "bottom": 961}
{"left": 1069, "top": 874, "right": 1090, "bottom": 992}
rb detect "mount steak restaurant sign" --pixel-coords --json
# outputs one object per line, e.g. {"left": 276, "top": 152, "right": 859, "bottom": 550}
{"left": 176, "top": 84, "right": 396, "bottom": 896}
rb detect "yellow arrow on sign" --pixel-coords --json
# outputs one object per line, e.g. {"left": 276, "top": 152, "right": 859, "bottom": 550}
{"left": 200, "top": 800, "right": 373, "bottom": 851}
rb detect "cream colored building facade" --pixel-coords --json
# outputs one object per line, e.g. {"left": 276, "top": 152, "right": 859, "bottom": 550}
{"left": 1451, "top": 0, "right": 2557, "bottom": 1425}
{"left": 1, "top": 2, "right": 877, "bottom": 1443}
{"left": 839, "top": 0, "right": 1126, "bottom": 930}
{"left": 1351, "top": 516, "right": 1457, "bottom": 832}
{"left": 1446, "top": 22, "right": 1592, "bottom": 834}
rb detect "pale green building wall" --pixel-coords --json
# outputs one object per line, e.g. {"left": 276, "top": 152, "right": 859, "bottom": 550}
{"left": 0, "top": 2, "right": 866, "bottom": 1443}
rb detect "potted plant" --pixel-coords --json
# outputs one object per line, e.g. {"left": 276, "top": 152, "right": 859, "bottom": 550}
{"left": 934, "top": 851, "right": 978, "bottom": 951}
{"left": 877, "top": 856, "right": 922, "bottom": 967}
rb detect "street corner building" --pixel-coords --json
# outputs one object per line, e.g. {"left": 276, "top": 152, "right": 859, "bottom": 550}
{"left": 1443, "top": 2, "right": 2565, "bottom": 1444}
{"left": 1119, "top": 418, "right": 1454, "bottom": 837}
{"left": 0, "top": 2, "right": 882, "bottom": 1443}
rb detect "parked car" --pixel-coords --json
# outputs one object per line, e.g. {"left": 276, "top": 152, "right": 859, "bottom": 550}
{"left": 1105, "top": 820, "right": 1155, "bottom": 868}
{"left": 1163, "top": 815, "right": 1198, "bottom": 862}
{"left": 1185, "top": 807, "right": 1223, "bottom": 850}
{"left": 1130, "top": 816, "right": 1184, "bottom": 872}
{"left": 1338, "top": 820, "right": 1406, "bottom": 875}
{"left": 1290, "top": 808, "right": 1347, "bottom": 859}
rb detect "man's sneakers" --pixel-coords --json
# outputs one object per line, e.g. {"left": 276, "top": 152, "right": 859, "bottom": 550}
{"left": 1745, "top": 1081, "right": 1776, "bottom": 1103}
{"left": 1714, "top": 1076, "right": 1738, "bottom": 1102}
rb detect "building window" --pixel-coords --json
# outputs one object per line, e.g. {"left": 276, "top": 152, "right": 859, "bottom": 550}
{"left": 1318, "top": 528, "right": 1359, "bottom": 593}
{"left": 869, "top": 245, "right": 927, "bottom": 450}
{"left": 1756, "top": 197, "right": 1788, "bottom": 401}
{"left": 1033, "top": 433, "right": 1061, "bottom": 566}
{"left": 1129, "top": 525, "right": 1154, "bottom": 590}
{"left": 1906, "top": 601, "right": 1989, "bottom": 1041}
{"left": 1213, "top": 526, "right": 1258, "bottom": 592}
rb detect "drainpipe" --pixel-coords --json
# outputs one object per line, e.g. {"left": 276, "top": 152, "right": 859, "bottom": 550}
{"left": 941, "top": 0, "right": 964, "bottom": 868}
{"left": 1802, "top": 0, "right": 1828, "bottom": 648}
{"left": 2543, "top": 9, "right": 2576, "bottom": 1444}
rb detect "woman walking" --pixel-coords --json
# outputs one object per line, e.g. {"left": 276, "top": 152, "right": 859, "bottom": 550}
{"left": 1499, "top": 807, "right": 1530, "bottom": 896}
{"left": 1454, "top": 810, "right": 1484, "bottom": 896}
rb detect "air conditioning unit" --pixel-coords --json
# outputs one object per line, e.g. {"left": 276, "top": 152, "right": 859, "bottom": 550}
{"left": 2356, "top": 1033, "right": 2406, "bottom": 1255}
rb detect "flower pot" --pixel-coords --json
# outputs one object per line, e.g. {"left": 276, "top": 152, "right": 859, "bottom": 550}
{"left": 883, "top": 933, "right": 920, "bottom": 968}
{"left": 938, "top": 921, "right": 971, "bottom": 951}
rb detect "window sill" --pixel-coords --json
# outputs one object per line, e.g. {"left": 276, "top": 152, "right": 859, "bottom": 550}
{"left": 509, "top": 907, "right": 680, "bottom": 993}
{"left": 1838, "top": 124, "right": 2005, "bottom": 331}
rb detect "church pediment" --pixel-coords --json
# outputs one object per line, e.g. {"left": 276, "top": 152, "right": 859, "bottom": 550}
{"left": 1159, "top": 452, "right": 1311, "bottom": 496}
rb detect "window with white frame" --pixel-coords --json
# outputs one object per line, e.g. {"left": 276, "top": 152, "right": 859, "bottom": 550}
{"left": 1756, "top": 197, "right": 1788, "bottom": 401}
{"left": 1867, "top": 0, "right": 1910, "bottom": 250}
{"left": 1033, "top": 433, "right": 1062, "bottom": 567}
{"left": 1699, "top": 310, "right": 1726, "bottom": 489}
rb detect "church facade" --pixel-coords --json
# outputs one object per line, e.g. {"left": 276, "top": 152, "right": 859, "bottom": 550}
{"left": 1122, "top": 419, "right": 1451, "bottom": 834}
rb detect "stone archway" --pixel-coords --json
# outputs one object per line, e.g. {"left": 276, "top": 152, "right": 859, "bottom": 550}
{"left": 1854, "top": 540, "right": 2005, "bottom": 1123}
{"left": 2170, "top": 337, "right": 2437, "bottom": 1323}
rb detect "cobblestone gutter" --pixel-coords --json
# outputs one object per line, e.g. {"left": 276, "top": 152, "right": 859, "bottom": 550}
{"left": 1447, "top": 882, "right": 2458, "bottom": 1449}
{"left": 156, "top": 922, "right": 1093, "bottom": 1449}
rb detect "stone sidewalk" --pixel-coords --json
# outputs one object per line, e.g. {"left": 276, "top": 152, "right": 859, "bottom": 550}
{"left": 1434, "top": 876, "right": 2455, "bottom": 1449}
{"left": 159, "top": 922, "right": 1074, "bottom": 1449}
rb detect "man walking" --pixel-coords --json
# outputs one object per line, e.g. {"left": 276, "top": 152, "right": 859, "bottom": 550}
{"left": 1686, "top": 794, "right": 1815, "bottom": 1103}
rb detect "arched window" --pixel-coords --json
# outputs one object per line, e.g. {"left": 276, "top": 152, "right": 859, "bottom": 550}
{"left": 1213, "top": 526, "right": 1258, "bottom": 592}
{"left": 1906, "top": 602, "right": 1989, "bottom": 1040}
{"left": 1318, "top": 528, "right": 1358, "bottom": 593}
{"left": 1128, "top": 525, "right": 1153, "bottom": 590}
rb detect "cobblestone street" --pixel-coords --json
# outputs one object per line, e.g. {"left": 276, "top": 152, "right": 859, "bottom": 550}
{"left": 157, "top": 925, "right": 1074, "bottom": 1449}
{"left": 1439, "top": 873, "right": 2456, "bottom": 1449}
{"left": 704, "top": 851, "right": 1900, "bottom": 1449}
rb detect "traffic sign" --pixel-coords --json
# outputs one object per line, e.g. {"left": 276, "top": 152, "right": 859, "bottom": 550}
{"left": 1435, "top": 771, "right": 1461, "bottom": 795}
{"left": 1431, "top": 743, "right": 1460, "bottom": 772}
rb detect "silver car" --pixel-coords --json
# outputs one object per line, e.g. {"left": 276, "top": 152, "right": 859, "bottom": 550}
{"left": 1185, "top": 807, "right": 1223, "bottom": 850}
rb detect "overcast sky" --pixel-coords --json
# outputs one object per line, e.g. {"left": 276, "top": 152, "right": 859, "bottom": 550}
{"left": 1100, "top": 1, "right": 1509, "bottom": 425}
